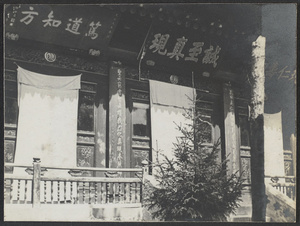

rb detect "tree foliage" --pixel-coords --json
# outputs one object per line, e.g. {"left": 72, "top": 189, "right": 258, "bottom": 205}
{"left": 143, "top": 104, "right": 244, "bottom": 221}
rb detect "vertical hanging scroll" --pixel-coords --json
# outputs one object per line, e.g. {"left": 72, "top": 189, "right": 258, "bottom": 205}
{"left": 108, "top": 62, "right": 126, "bottom": 169}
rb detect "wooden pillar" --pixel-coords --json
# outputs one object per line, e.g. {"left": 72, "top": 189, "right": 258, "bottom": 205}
{"left": 249, "top": 35, "right": 266, "bottom": 222}
{"left": 223, "top": 82, "right": 240, "bottom": 176}
{"left": 290, "top": 134, "right": 296, "bottom": 177}
{"left": 108, "top": 61, "right": 127, "bottom": 169}
{"left": 32, "top": 158, "right": 41, "bottom": 208}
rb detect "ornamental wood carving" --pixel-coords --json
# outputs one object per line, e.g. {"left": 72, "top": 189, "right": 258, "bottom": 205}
{"left": 5, "top": 45, "right": 108, "bottom": 74}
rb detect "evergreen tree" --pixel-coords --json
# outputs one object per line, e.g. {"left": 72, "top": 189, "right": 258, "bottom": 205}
{"left": 143, "top": 101, "right": 244, "bottom": 221}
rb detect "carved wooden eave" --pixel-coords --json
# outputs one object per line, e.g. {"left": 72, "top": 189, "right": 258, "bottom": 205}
{"left": 4, "top": 4, "right": 262, "bottom": 90}
{"left": 106, "top": 4, "right": 261, "bottom": 39}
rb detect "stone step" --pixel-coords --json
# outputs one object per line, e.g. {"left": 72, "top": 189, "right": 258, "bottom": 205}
{"left": 231, "top": 217, "right": 252, "bottom": 222}
{"left": 91, "top": 203, "right": 143, "bottom": 221}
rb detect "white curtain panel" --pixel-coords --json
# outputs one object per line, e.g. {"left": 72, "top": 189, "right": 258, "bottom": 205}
{"left": 149, "top": 80, "right": 195, "bottom": 175}
{"left": 14, "top": 66, "right": 81, "bottom": 176}
{"left": 264, "top": 111, "right": 285, "bottom": 177}
{"left": 11, "top": 66, "right": 81, "bottom": 202}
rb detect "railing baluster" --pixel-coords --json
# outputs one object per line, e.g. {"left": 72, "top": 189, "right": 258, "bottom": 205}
{"left": 9, "top": 179, "right": 13, "bottom": 204}
{"left": 135, "top": 182, "right": 138, "bottom": 203}
{"left": 91, "top": 182, "right": 94, "bottom": 204}
{"left": 130, "top": 182, "right": 132, "bottom": 203}
{"left": 17, "top": 179, "right": 20, "bottom": 204}
{"left": 292, "top": 186, "right": 295, "bottom": 200}
{"left": 21, "top": 179, "right": 26, "bottom": 203}
{"left": 57, "top": 181, "right": 60, "bottom": 203}
{"left": 44, "top": 181, "right": 47, "bottom": 203}
{"left": 88, "top": 182, "right": 91, "bottom": 204}
{"left": 113, "top": 182, "right": 116, "bottom": 204}
{"left": 118, "top": 182, "right": 121, "bottom": 203}
{"left": 99, "top": 182, "right": 102, "bottom": 204}
{"left": 24, "top": 180, "right": 27, "bottom": 203}
{"left": 10, "top": 179, "right": 13, "bottom": 203}
{"left": 83, "top": 182, "right": 85, "bottom": 204}
{"left": 51, "top": 181, "right": 53, "bottom": 203}
{"left": 124, "top": 182, "right": 127, "bottom": 203}
{"left": 76, "top": 181, "right": 80, "bottom": 204}
{"left": 28, "top": 180, "right": 32, "bottom": 204}
{"left": 127, "top": 183, "right": 130, "bottom": 203}
{"left": 64, "top": 181, "right": 67, "bottom": 203}
{"left": 139, "top": 182, "right": 142, "bottom": 204}
{"left": 70, "top": 182, "right": 73, "bottom": 204}
{"left": 53, "top": 181, "right": 58, "bottom": 203}
{"left": 4, "top": 179, "right": 12, "bottom": 204}
{"left": 102, "top": 182, "right": 105, "bottom": 204}
{"left": 284, "top": 186, "right": 287, "bottom": 196}
{"left": 46, "top": 181, "right": 51, "bottom": 203}
{"left": 95, "top": 182, "right": 98, "bottom": 204}
{"left": 106, "top": 182, "right": 110, "bottom": 203}
{"left": 39, "top": 181, "right": 44, "bottom": 203}
{"left": 11, "top": 179, "right": 17, "bottom": 203}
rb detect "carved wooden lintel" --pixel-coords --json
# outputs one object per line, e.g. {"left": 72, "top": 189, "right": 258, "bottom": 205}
{"left": 5, "top": 45, "right": 108, "bottom": 74}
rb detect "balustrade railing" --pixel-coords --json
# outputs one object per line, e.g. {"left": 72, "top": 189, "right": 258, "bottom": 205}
{"left": 266, "top": 175, "right": 296, "bottom": 201}
{"left": 4, "top": 159, "right": 145, "bottom": 207}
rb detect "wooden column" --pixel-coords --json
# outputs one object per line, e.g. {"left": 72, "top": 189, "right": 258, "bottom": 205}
{"left": 249, "top": 35, "right": 266, "bottom": 222}
{"left": 223, "top": 82, "right": 240, "bottom": 176}
{"left": 32, "top": 158, "right": 41, "bottom": 208}
{"left": 108, "top": 61, "right": 127, "bottom": 169}
{"left": 290, "top": 134, "right": 296, "bottom": 177}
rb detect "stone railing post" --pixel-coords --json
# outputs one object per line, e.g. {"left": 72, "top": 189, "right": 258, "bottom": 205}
{"left": 141, "top": 160, "right": 148, "bottom": 184}
{"left": 32, "top": 158, "right": 41, "bottom": 208}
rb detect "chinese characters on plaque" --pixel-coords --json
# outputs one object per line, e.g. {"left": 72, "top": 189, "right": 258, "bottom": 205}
{"left": 15, "top": 6, "right": 103, "bottom": 41}
{"left": 149, "top": 33, "right": 221, "bottom": 68}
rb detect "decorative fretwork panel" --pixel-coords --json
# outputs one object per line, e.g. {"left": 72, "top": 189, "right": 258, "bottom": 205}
{"left": 196, "top": 100, "right": 214, "bottom": 144}
{"left": 77, "top": 135, "right": 95, "bottom": 144}
{"left": 241, "top": 157, "right": 251, "bottom": 184}
{"left": 77, "top": 145, "right": 95, "bottom": 177}
{"left": 81, "top": 83, "right": 97, "bottom": 92}
{"left": 131, "top": 89, "right": 149, "bottom": 102}
{"left": 4, "top": 128, "right": 17, "bottom": 137}
{"left": 4, "top": 140, "right": 16, "bottom": 173}
{"left": 284, "top": 150, "right": 293, "bottom": 176}
{"left": 132, "top": 149, "right": 149, "bottom": 168}
{"left": 132, "top": 139, "right": 150, "bottom": 149}
{"left": 237, "top": 103, "right": 251, "bottom": 185}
